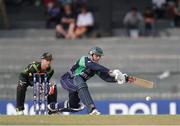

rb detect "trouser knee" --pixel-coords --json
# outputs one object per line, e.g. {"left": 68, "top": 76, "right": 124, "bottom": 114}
{"left": 73, "top": 76, "right": 95, "bottom": 112}
{"left": 73, "top": 76, "right": 87, "bottom": 90}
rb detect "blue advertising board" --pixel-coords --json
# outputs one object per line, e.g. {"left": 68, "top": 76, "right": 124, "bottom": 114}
{"left": 0, "top": 100, "right": 179, "bottom": 115}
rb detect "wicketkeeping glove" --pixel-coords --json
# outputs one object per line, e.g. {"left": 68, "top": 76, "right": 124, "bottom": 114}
{"left": 49, "top": 81, "right": 55, "bottom": 95}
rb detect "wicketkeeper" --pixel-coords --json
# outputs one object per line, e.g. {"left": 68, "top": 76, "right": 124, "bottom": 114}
{"left": 16, "top": 52, "right": 57, "bottom": 115}
{"left": 48, "top": 47, "right": 134, "bottom": 115}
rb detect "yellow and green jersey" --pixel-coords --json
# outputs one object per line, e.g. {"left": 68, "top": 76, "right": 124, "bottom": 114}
{"left": 19, "top": 61, "right": 54, "bottom": 85}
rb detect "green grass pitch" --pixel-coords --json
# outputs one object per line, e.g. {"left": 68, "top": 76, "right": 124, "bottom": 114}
{"left": 0, "top": 115, "right": 180, "bottom": 125}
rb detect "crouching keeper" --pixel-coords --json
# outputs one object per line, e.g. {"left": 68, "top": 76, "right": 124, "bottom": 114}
{"left": 16, "top": 52, "right": 57, "bottom": 115}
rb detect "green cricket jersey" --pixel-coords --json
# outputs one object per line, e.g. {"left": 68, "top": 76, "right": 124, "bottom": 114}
{"left": 19, "top": 61, "right": 54, "bottom": 85}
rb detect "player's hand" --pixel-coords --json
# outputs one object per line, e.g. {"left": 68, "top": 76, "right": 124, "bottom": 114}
{"left": 109, "top": 69, "right": 120, "bottom": 77}
{"left": 127, "top": 76, "right": 136, "bottom": 83}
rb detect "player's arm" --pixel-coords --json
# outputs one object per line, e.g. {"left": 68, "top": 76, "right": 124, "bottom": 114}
{"left": 19, "top": 62, "right": 40, "bottom": 87}
{"left": 46, "top": 68, "right": 56, "bottom": 95}
{"left": 96, "top": 71, "right": 116, "bottom": 82}
{"left": 46, "top": 67, "right": 54, "bottom": 81}
{"left": 85, "top": 57, "right": 133, "bottom": 84}
{"left": 84, "top": 57, "right": 116, "bottom": 82}
{"left": 109, "top": 69, "right": 134, "bottom": 84}
{"left": 21, "top": 62, "right": 37, "bottom": 77}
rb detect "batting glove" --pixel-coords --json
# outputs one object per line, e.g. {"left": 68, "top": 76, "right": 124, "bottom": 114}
{"left": 110, "top": 69, "right": 127, "bottom": 85}
{"left": 116, "top": 73, "right": 127, "bottom": 85}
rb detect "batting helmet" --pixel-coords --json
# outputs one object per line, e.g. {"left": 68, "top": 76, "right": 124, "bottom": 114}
{"left": 89, "top": 47, "right": 104, "bottom": 56}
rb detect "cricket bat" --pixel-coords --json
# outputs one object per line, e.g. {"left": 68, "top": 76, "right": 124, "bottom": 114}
{"left": 130, "top": 76, "right": 154, "bottom": 89}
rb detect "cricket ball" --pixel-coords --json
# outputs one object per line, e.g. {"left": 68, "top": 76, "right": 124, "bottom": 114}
{"left": 145, "top": 96, "right": 151, "bottom": 101}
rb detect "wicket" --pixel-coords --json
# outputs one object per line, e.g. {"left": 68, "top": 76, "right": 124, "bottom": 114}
{"left": 33, "top": 73, "right": 48, "bottom": 115}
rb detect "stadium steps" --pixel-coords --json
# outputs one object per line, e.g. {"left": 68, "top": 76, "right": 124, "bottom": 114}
{"left": 0, "top": 29, "right": 55, "bottom": 38}
{"left": 0, "top": 35, "right": 180, "bottom": 99}
{"left": 6, "top": 3, "right": 46, "bottom": 29}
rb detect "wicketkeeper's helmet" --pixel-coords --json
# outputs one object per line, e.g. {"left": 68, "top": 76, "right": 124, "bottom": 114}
{"left": 89, "top": 47, "right": 104, "bottom": 56}
{"left": 41, "top": 52, "right": 53, "bottom": 61}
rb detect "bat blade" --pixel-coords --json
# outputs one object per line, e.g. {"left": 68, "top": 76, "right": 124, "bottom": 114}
{"left": 131, "top": 77, "right": 154, "bottom": 89}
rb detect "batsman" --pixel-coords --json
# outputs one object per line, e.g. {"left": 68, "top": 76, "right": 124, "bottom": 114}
{"left": 16, "top": 52, "right": 57, "bottom": 115}
{"left": 48, "top": 47, "right": 134, "bottom": 115}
